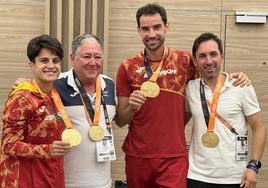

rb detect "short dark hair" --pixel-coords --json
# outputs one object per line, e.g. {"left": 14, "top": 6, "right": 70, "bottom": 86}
{"left": 192, "top": 32, "right": 223, "bottom": 57}
{"left": 136, "top": 3, "right": 167, "bottom": 28}
{"left": 27, "top": 34, "right": 63, "bottom": 63}
{"left": 72, "top": 34, "right": 103, "bottom": 55}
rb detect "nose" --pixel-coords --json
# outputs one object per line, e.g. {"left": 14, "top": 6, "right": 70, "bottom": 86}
{"left": 47, "top": 60, "right": 56, "bottom": 68}
{"left": 206, "top": 56, "right": 213, "bottom": 64}
{"left": 87, "top": 57, "right": 98, "bottom": 65}
{"left": 148, "top": 28, "right": 157, "bottom": 38}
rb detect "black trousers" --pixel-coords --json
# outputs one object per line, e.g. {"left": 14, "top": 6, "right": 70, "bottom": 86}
{"left": 187, "top": 178, "right": 241, "bottom": 188}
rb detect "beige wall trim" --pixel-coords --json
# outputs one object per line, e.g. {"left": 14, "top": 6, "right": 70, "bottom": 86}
{"left": 68, "top": 0, "right": 74, "bottom": 66}
{"left": 80, "top": 0, "right": 86, "bottom": 34}
{"left": 91, "top": 0, "right": 98, "bottom": 35}
{"left": 56, "top": 0, "right": 62, "bottom": 42}
{"left": 103, "top": 0, "right": 110, "bottom": 74}
{"left": 45, "top": 0, "right": 50, "bottom": 34}
{"left": 0, "top": 2, "right": 44, "bottom": 6}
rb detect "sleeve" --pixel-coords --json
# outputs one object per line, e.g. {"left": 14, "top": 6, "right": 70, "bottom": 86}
{"left": 242, "top": 85, "right": 261, "bottom": 116}
{"left": 116, "top": 62, "right": 132, "bottom": 97}
{"left": 1, "top": 92, "right": 52, "bottom": 159}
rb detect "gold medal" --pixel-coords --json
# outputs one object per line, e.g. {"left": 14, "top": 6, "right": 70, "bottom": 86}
{"left": 61, "top": 128, "right": 82, "bottom": 146}
{"left": 140, "top": 81, "right": 160, "bottom": 98}
{"left": 89, "top": 126, "right": 105, "bottom": 141}
{"left": 201, "top": 131, "right": 219, "bottom": 148}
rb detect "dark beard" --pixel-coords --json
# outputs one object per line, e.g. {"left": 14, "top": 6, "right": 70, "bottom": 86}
{"left": 143, "top": 38, "right": 165, "bottom": 51}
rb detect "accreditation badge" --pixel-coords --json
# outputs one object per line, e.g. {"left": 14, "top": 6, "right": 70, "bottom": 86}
{"left": 236, "top": 135, "right": 248, "bottom": 161}
{"left": 96, "top": 133, "right": 116, "bottom": 162}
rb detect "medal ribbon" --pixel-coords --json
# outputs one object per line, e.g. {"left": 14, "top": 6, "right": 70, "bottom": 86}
{"left": 73, "top": 71, "right": 101, "bottom": 127}
{"left": 50, "top": 88, "right": 74, "bottom": 129}
{"left": 200, "top": 74, "right": 238, "bottom": 135}
{"left": 92, "top": 76, "right": 101, "bottom": 126}
{"left": 32, "top": 80, "right": 74, "bottom": 129}
{"left": 143, "top": 47, "right": 166, "bottom": 83}
{"left": 206, "top": 74, "right": 225, "bottom": 132}
{"left": 11, "top": 80, "right": 74, "bottom": 129}
{"left": 207, "top": 102, "right": 238, "bottom": 135}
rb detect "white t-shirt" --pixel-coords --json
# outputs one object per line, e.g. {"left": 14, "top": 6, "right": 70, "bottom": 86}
{"left": 186, "top": 73, "right": 260, "bottom": 184}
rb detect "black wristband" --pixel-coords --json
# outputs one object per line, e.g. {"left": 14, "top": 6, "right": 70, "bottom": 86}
{"left": 247, "top": 160, "right": 262, "bottom": 169}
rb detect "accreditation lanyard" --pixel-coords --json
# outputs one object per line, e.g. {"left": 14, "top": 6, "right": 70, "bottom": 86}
{"left": 199, "top": 75, "right": 238, "bottom": 135}
{"left": 143, "top": 47, "right": 166, "bottom": 82}
{"left": 73, "top": 71, "right": 101, "bottom": 128}
{"left": 32, "top": 80, "right": 73, "bottom": 128}
{"left": 200, "top": 74, "right": 225, "bottom": 132}
{"left": 73, "top": 71, "right": 111, "bottom": 133}
{"left": 101, "top": 91, "right": 112, "bottom": 134}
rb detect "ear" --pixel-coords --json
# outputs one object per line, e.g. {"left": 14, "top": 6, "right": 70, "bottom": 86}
{"left": 137, "top": 26, "right": 142, "bottom": 36}
{"left": 70, "top": 54, "right": 75, "bottom": 66}
{"left": 28, "top": 61, "right": 34, "bottom": 69}
{"left": 221, "top": 54, "right": 224, "bottom": 61}
{"left": 164, "top": 22, "right": 169, "bottom": 33}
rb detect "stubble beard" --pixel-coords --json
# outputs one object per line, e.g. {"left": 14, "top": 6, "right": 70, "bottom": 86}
{"left": 143, "top": 37, "right": 165, "bottom": 52}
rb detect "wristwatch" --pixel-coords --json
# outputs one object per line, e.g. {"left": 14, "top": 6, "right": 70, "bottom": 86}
{"left": 248, "top": 160, "right": 262, "bottom": 169}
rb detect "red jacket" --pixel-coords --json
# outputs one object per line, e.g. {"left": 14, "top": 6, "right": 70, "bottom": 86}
{"left": 0, "top": 90, "right": 65, "bottom": 188}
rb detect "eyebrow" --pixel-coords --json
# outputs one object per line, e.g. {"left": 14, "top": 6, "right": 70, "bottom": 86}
{"left": 38, "top": 57, "right": 60, "bottom": 60}
{"left": 141, "top": 23, "right": 162, "bottom": 28}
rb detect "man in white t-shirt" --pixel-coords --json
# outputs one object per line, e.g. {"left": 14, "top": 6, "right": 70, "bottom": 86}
{"left": 186, "top": 32, "right": 266, "bottom": 188}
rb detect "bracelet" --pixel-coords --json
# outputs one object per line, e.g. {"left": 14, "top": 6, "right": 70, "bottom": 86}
{"left": 248, "top": 160, "right": 262, "bottom": 169}
{"left": 246, "top": 165, "right": 259, "bottom": 174}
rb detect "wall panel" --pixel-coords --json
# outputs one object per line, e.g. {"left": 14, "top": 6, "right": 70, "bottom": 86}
{"left": 45, "top": 0, "right": 109, "bottom": 72}
{"left": 223, "top": 0, "right": 268, "bottom": 11}
{"left": 224, "top": 15, "right": 268, "bottom": 187}
{"left": 0, "top": 1, "right": 45, "bottom": 136}
{"left": 110, "top": 0, "right": 221, "bottom": 10}
{"left": 5, "top": 0, "right": 43, "bottom": 3}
